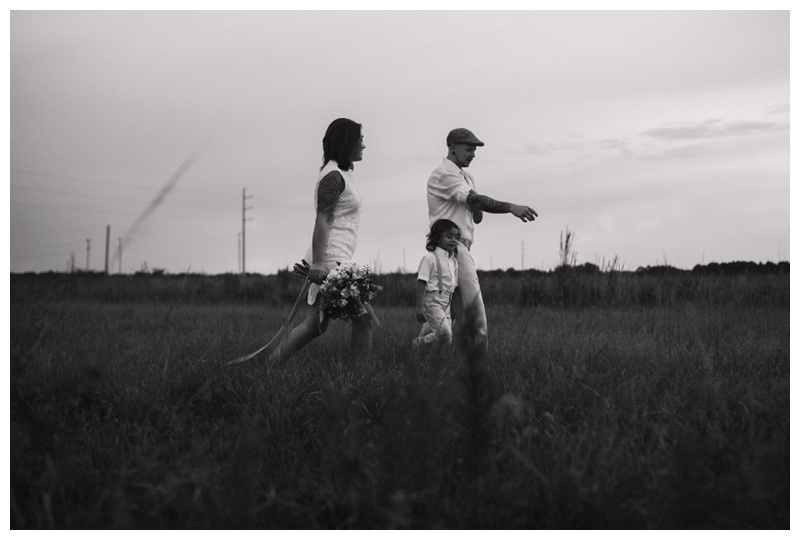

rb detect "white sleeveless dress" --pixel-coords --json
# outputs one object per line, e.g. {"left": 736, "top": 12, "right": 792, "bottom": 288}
{"left": 305, "top": 160, "right": 362, "bottom": 304}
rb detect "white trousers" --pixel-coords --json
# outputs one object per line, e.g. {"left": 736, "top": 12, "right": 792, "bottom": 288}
{"left": 456, "top": 245, "right": 488, "bottom": 344}
{"left": 418, "top": 290, "right": 454, "bottom": 346}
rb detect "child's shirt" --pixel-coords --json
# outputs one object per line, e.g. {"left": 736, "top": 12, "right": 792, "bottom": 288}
{"left": 417, "top": 247, "right": 458, "bottom": 293}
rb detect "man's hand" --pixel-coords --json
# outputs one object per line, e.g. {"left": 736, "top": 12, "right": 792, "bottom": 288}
{"left": 509, "top": 204, "right": 538, "bottom": 223}
{"left": 416, "top": 311, "right": 427, "bottom": 324}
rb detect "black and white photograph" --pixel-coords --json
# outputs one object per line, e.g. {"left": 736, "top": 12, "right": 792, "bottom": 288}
{"left": 8, "top": 6, "right": 791, "bottom": 530}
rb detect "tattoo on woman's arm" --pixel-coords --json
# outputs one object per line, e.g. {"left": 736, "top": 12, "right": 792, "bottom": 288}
{"left": 317, "top": 172, "right": 345, "bottom": 218}
{"left": 467, "top": 190, "right": 511, "bottom": 213}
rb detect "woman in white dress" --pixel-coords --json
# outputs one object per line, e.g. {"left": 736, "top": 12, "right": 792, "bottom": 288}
{"left": 270, "top": 118, "right": 371, "bottom": 361}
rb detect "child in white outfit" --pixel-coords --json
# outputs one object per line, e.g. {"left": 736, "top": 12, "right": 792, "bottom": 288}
{"left": 413, "top": 219, "right": 461, "bottom": 354}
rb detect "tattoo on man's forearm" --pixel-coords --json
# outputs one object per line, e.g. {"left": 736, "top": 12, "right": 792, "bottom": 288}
{"left": 317, "top": 172, "right": 345, "bottom": 218}
{"left": 467, "top": 191, "right": 511, "bottom": 213}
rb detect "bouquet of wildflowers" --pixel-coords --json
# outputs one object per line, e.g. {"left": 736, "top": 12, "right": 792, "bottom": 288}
{"left": 318, "top": 262, "right": 381, "bottom": 321}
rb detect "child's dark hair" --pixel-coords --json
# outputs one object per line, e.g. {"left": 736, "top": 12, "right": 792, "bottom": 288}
{"left": 426, "top": 219, "right": 461, "bottom": 252}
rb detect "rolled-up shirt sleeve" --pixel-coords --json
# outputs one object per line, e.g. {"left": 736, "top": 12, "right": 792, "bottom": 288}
{"left": 429, "top": 169, "right": 471, "bottom": 205}
{"left": 417, "top": 254, "right": 433, "bottom": 283}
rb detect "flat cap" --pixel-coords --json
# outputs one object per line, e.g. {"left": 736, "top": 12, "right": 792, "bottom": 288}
{"left": 446, "top": 128, "right": 484, "bottom": 147}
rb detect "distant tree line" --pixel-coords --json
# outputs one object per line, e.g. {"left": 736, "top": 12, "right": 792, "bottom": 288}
{"left": 688, "top": 261, "right": 790, "bottom": 275}
{"left": 11, "top": 259, "right": 789, "bottom": 309}
{"left": 480, "top": 260, "right": 790, "bottom": 278}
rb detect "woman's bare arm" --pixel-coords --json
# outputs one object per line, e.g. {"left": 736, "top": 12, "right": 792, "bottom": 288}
{"left": 309, "top": 171, "right": 345, "bottom": 283}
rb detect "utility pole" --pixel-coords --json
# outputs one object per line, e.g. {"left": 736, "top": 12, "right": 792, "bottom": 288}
{"left": 118, "top": 238, "right": 122, "bottom": 274}
{"left": 86, "top": 239, "right": 91, "bottom": 271}
{"left": 104, "top": 225, "right": 110, "bottom": 275}
{"left": 238, "top": 233, "right": 242, "bottom": 273}
{"left": 242, "top": 188, "right": 253, "bottom": 275}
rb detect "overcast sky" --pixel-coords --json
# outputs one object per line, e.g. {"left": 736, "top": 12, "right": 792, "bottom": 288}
{"left": 9, "top": 9, "right": 790, "bottom": 275}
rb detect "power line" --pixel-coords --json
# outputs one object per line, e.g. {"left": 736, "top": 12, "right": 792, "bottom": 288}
{"left": 11, "top": 185, "right": 238, "bottom": 210}
{"left": 11, "top": 249, "right": 75, "bottom": 261}
{"left": 11, "top": 201, "right": 120, "bottom": 214}
{"left": 11, "top": 167, "right": 234, "bottom": 198}
{"left": 11, "top": 200, "right": 238, "bottom": 222}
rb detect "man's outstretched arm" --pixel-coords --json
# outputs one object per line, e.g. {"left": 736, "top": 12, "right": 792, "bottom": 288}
{"left": 467, "top": 189, "right": 538, "bottom": 222}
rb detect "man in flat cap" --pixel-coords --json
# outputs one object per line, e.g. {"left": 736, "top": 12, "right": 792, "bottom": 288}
{"left": 426, "top": 127, "right": 537, "bottom": 354}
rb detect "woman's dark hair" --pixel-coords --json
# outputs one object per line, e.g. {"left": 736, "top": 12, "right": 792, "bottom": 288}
{"left": 322, "top": 118, "right": 362, "bottom": 171}
{"left": 426, "top": 219, "right": 461, "bottom": 252}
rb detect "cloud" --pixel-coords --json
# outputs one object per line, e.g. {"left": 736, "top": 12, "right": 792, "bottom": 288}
{"left": 765, "top": 103, "right": 789, "bottom": 115}
{"left": 641, "top": 119, "right": 787, "bottom": 141}
{"left": 590, "top": 138, "right": 632, "bottom": 154}
{"left": 521, "top": 141, "right": 581, "bottom": 156}
{"left": 520, "top": 137, "right": 632, "bottom": 157}
{"left": 519, "top": 113, "right": 787, "bottom": 162}
{"left": 643, "top": 143, "right": 716, "bottom": 161}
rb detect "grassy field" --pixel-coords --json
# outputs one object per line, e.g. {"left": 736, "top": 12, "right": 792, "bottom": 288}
{"left": 10, "top": 273, "right": 790, "bottom": 529}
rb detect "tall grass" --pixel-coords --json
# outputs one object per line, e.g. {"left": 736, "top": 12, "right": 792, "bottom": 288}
{"left": 10, "top": 278, "right": 789, "bottom": 528}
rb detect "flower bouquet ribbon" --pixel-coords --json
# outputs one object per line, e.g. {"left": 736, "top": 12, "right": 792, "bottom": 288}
{"left": 227, "top": 260, "right": 381, "bottom": 365}
{"left": 226, "top": 262, "right": 312, "bottom": 365}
